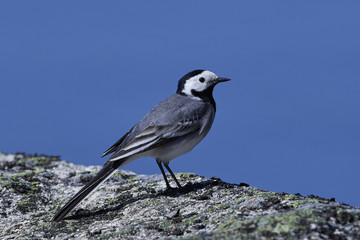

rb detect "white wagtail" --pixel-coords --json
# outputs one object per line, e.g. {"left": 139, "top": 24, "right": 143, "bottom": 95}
{"left": 53, "top": 70, "right": 230, "bottom": 221}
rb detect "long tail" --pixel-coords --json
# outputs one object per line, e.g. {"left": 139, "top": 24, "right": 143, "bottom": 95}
{"left": 52, "top": 161, "right": 121, "bottom": 221}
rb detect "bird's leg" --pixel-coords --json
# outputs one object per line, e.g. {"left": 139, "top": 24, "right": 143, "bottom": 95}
{"left": 164, "top": 163, "right": 182, "bottom": 188}
{"left": 156, "top": 160, "right": 172, "bottom": 189}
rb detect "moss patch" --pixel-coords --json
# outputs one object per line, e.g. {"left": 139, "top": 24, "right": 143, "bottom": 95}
{"left": 174, "top": 172, "right": 197, "bottom": 180}
{"left": 17, "top": 155, "right": 60, "bottom": 168}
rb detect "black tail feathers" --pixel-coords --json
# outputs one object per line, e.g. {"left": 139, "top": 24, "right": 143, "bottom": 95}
{"left": 52, "top": 161, "right": 119, "bottom": 221}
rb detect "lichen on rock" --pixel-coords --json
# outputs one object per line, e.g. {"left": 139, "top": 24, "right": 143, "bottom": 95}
{"left": 1, "top": 152, "right": 359, "bottom": 239}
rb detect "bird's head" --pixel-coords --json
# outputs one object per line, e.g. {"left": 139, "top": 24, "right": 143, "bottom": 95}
{"left": 177, "top": 70, "right": 230, "bottom": 99}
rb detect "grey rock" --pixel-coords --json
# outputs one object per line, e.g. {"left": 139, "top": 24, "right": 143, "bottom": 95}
{"left": 1, "top": 152, "right": 360, "bottom": 239}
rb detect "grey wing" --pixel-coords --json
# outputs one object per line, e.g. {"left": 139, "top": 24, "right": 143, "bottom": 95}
{"left": 107, "top": 120, "right": 203, "bottom": 162}
{"left": 102, "top": 126, "right": 135, "bottom": 157}
{"left": 105, "top": 94, "right": 212, "bottom": 162}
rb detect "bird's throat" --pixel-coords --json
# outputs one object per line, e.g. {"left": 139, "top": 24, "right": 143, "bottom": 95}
{"left": 191, "top": 87, "right": 216, "bottom": 111}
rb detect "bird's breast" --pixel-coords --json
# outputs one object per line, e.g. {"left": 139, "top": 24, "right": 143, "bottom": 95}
{"left": 153, "top": 108, "right": 215, "bottom": 164}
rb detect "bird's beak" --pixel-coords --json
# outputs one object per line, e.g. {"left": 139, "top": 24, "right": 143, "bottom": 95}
{"left": 215, "top": 77, "right": 231, "bottom": 83}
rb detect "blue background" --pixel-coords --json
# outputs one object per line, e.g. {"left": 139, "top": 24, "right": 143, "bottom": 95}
{"left": 1, "top": 1, "right": 359, "bottom": 207}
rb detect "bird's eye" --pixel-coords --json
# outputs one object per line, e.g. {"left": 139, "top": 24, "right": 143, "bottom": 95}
{"left": 199, "top": 77, "right": 205, "bottom": 83}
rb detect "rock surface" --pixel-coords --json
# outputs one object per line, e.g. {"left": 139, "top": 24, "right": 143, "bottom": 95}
{"left": 1, "top": 152, "right": 359, "bottom": 239}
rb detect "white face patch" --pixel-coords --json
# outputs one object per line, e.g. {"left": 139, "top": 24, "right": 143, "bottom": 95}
{"left": 182, "top": 70, "right": 218, "bottom": 98}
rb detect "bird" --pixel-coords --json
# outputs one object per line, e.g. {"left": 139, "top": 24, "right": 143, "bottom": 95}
{"left": 52, "top": 69, "right": 230, "bottom": 221}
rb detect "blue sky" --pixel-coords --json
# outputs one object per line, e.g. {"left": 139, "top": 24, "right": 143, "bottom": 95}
{"left": 1, "top": 1, "right": 360, "bottom": 207}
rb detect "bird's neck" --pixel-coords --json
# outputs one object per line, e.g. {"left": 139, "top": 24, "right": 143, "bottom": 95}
{"left": 191, "top": 86, "right": 216, "bottom": 111}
